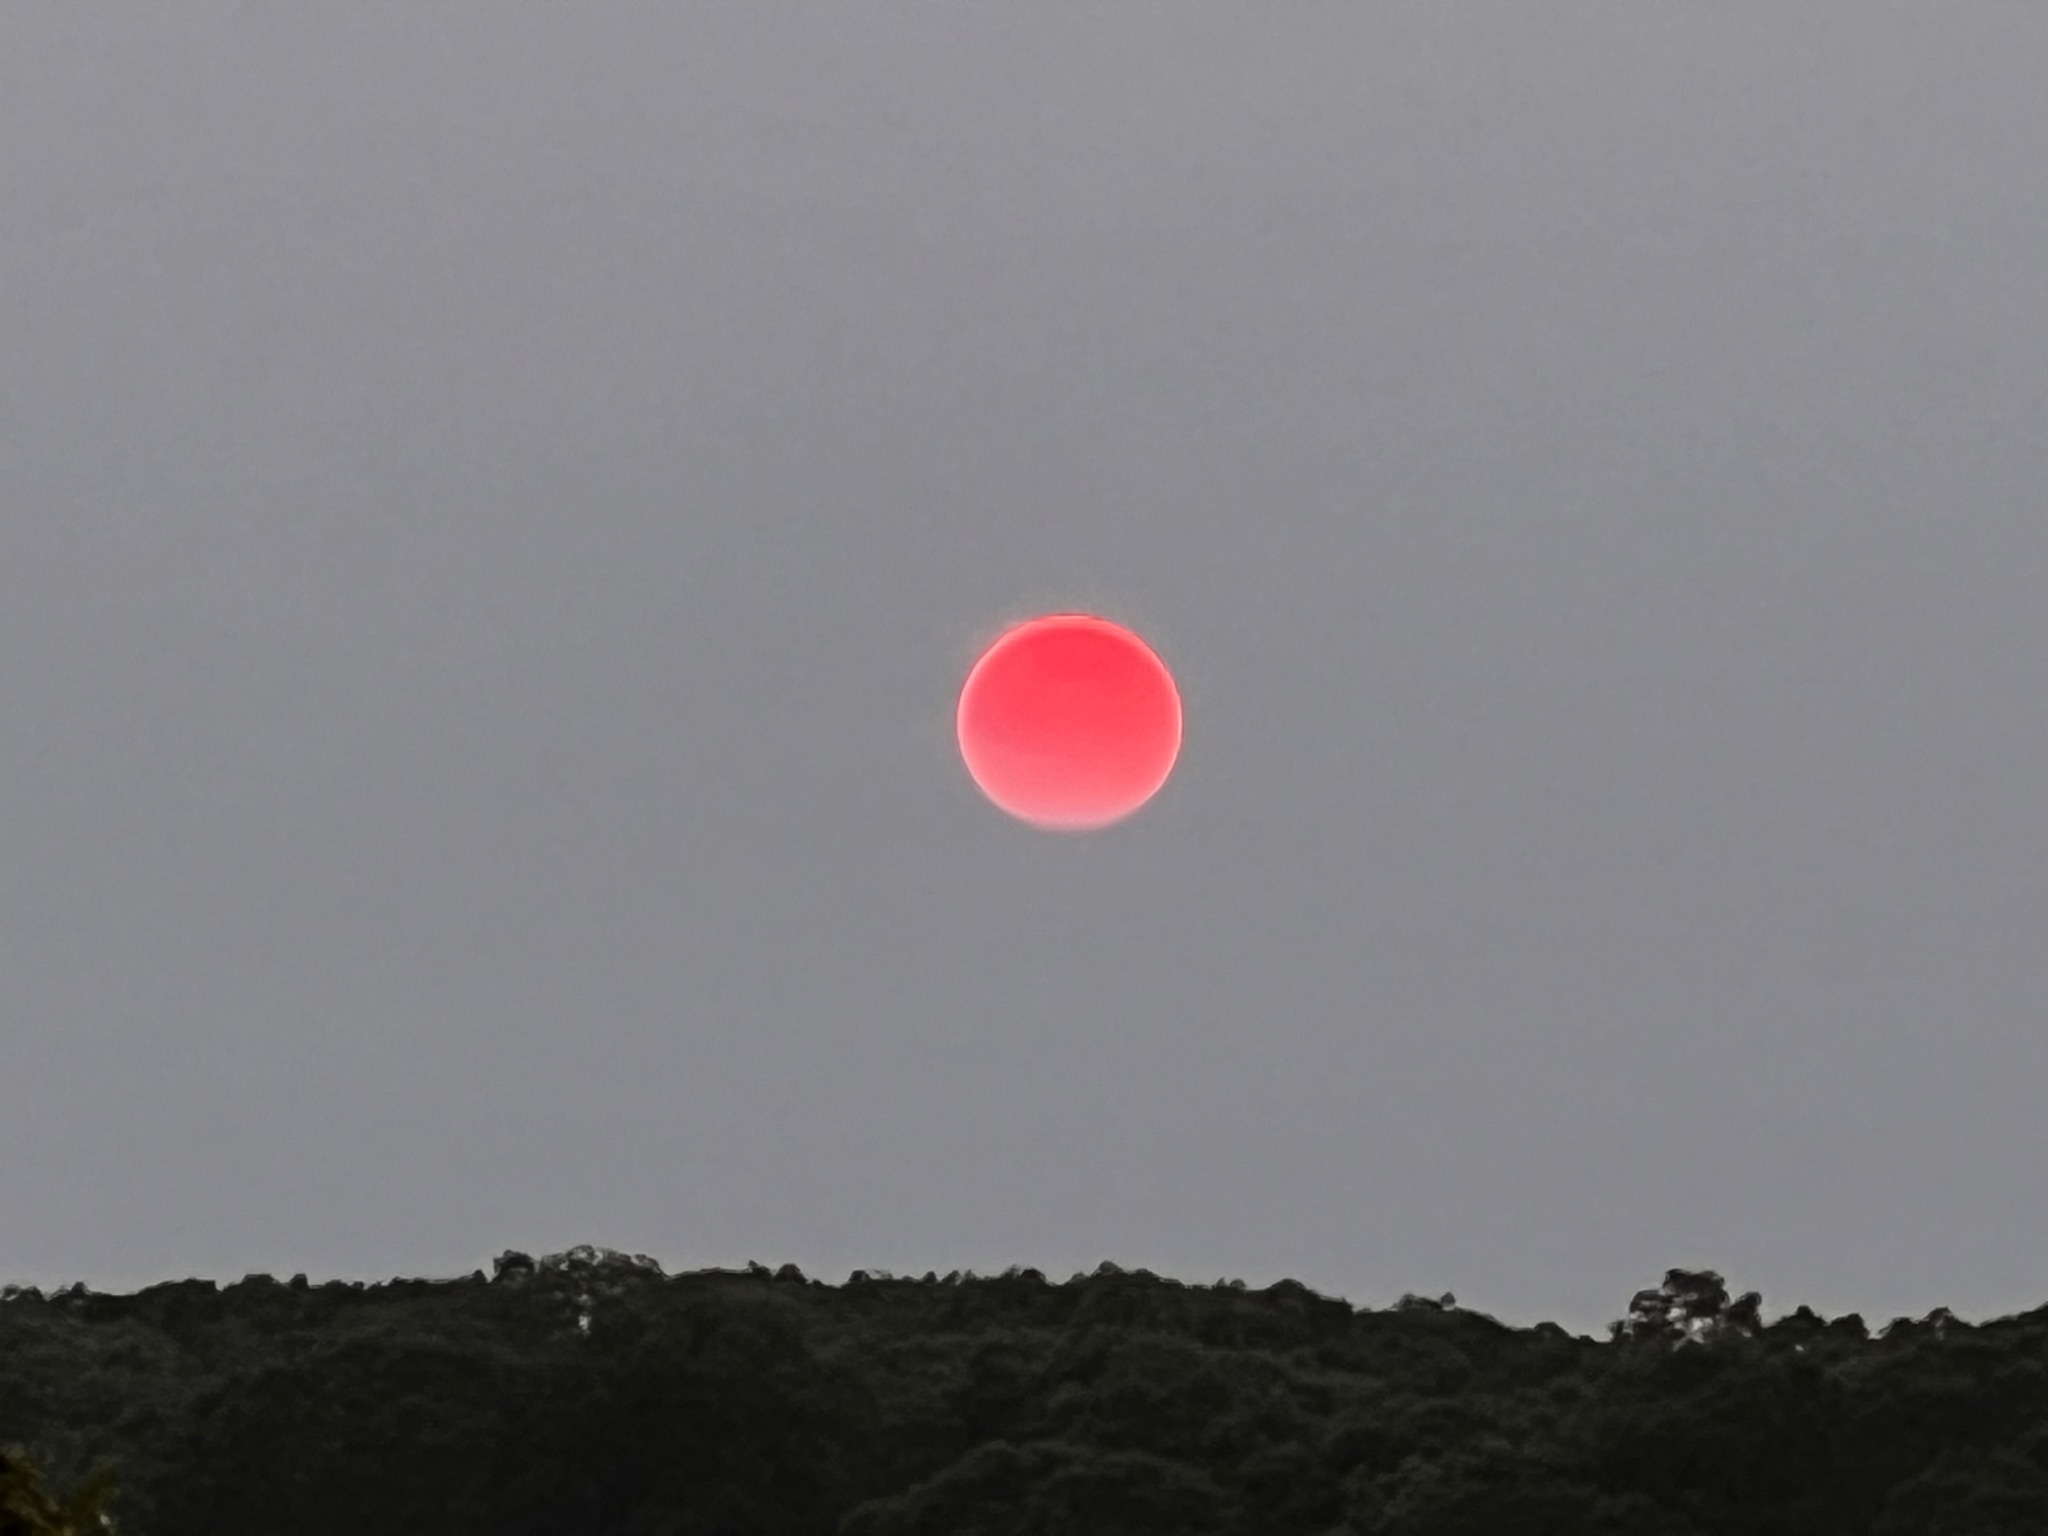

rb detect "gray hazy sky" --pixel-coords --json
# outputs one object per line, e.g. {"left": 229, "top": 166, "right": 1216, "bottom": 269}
{"left": 3, "top": 4, "right": 2045, "bottom": 1341}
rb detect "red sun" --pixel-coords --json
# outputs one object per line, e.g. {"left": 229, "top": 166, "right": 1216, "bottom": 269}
{"left": 956, "top": 612, "right": 1183, "bottom": 831}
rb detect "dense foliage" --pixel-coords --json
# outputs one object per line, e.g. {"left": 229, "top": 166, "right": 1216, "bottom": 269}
{"left": 2, "top": 1249, "right": 2043, "bottom": 1533}
{"left": 0, "top": 1444, "right": 117, "bottom": 1535}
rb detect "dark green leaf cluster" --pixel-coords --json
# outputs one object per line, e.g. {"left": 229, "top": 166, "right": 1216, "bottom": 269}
{"left": 2, "top": 1255, "right": 2044, "bottom": 1533}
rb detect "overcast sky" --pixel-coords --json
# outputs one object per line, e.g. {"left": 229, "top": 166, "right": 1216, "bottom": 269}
{"left": 3, "top": 4, "right": 2045, "bottom": 1340}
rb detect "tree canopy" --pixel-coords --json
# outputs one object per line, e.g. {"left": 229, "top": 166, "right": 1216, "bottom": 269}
{"left": 1, "top": 1252, "right": 2043, "bottom": 1534}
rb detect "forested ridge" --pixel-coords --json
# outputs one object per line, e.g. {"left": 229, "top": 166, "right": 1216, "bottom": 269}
{"left": 2, "top": 1247, "right": 2043, "bottom": 1534}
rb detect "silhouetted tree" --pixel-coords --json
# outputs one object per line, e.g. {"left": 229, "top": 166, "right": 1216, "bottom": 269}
{"left": 1611, "top": 1268, "right": 1756, "bottom": 1347}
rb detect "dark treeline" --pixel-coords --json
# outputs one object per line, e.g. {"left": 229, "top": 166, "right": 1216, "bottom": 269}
{"left": 1, "top": 1247, "right": 2044, "bottom": 1534}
